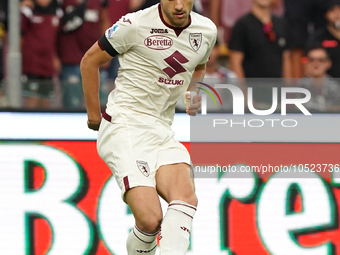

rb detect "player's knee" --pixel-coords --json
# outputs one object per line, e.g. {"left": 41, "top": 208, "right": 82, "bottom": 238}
{"left": 176, "top": 192, "right": 198, "bottom": 207}
{"left": 137, "top": 213, "right": 162, "bottom": 234}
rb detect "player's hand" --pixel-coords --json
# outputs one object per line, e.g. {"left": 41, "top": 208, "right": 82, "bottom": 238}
{"left": 184, "top": 92, "right": 201, "bottom": 116}
{"left": 87, "top": 120, "right": 101, "bottom": 131}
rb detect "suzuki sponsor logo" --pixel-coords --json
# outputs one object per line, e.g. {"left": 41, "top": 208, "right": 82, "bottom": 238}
{"left": 158, "top": 77, "right": 184, "bottom": 86}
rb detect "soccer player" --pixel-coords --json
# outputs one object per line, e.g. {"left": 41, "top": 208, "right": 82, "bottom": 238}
{"left": 80, "top": 0, "right": 216, "bottom": 254}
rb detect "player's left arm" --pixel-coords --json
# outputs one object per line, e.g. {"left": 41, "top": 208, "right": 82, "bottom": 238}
{"left": 185, "top": 63, "right": 207, "bottom": 116}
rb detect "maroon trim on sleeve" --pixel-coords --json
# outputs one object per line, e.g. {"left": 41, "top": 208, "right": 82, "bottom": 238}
{"left": 158, "top": 4, "right": 191, "bottom": 37}
{"left": 98, "top": 35, "right": 119, "bottom": 57}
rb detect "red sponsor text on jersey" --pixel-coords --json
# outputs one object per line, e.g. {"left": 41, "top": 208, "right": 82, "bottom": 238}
{"left": 158, "top": 77, "right": 184, "bottom": 85}
{"left": 322, "top": 40, "right": 338, "bottom": 48}
{"left": 144, "top": 35, "right": 173, "bottom": 50}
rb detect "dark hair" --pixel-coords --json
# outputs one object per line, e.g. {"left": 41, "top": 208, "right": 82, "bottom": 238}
{"left": 324, "top": 0, "right": 340, "bottom": 13}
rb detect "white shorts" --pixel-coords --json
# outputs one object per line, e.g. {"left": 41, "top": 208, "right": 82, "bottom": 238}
{"left": 97, "top": 110, "right": 190, "bottom": 200}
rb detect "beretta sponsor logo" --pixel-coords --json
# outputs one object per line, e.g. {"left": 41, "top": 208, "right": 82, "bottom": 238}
{"left": 144, "top": 35, "right": 173, "bottom": 50}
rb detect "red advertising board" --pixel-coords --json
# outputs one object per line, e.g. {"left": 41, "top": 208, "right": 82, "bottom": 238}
{"left": 1, "top": 141, "right": 340, "bottom": 255}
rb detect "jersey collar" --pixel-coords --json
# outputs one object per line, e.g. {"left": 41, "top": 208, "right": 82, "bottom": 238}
{"left": 158, "top": 3, "right": 191, "bottom": 37}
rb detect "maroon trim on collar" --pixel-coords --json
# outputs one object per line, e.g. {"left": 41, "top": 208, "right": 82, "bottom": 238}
{"left": 158, "top": 3, "right": 191, "bottom": 37}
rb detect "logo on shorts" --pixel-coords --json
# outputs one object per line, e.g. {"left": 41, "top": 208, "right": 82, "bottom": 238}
{"left": 189, "top": 33, "right": 202, "bottom": 52}
{"left": 136, "top": 160, "right": 150, "bottom": 177}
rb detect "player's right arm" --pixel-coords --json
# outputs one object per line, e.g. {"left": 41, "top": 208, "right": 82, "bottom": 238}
{"left": 81, "top": 12, "right": 137, "bottom": 130}
{"left": 80, "top": 42, "right": 113, "bottom": 131}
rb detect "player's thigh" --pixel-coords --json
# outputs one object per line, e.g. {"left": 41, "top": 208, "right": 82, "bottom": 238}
{"left": 155, "top": 163, "right": 197, "bottom": 206}
{"left": 125, "top": 186, "right": 163, "bottom": 233}
{"left": 155, "top": 134, "right": 196, "bottom": 205}
{"left": 97, "top": 120, "right": 161, "bottom": 199}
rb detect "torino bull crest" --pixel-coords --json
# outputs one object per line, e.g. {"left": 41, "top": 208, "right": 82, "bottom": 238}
{"left": 189, "top": 33, "right": 202, "bottom": 52}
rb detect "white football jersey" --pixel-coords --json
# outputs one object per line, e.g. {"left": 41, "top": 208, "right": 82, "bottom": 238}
{"left": 101, "top": 4, "right": 217, "bottom": 125}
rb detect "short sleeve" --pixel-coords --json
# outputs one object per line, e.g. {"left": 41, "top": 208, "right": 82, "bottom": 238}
{"left": 103, "top": 13, "right": 138, "bottom": 54}
{"left": 199, "top": 25, "right": 217, "bottom": 65}
{"left": 229, "top": 19, "right": 246, "bottom": 52}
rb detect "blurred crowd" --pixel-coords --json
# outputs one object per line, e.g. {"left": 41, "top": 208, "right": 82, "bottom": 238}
{"left": 0, "top": 0, "right": 340, "bottom": 112}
